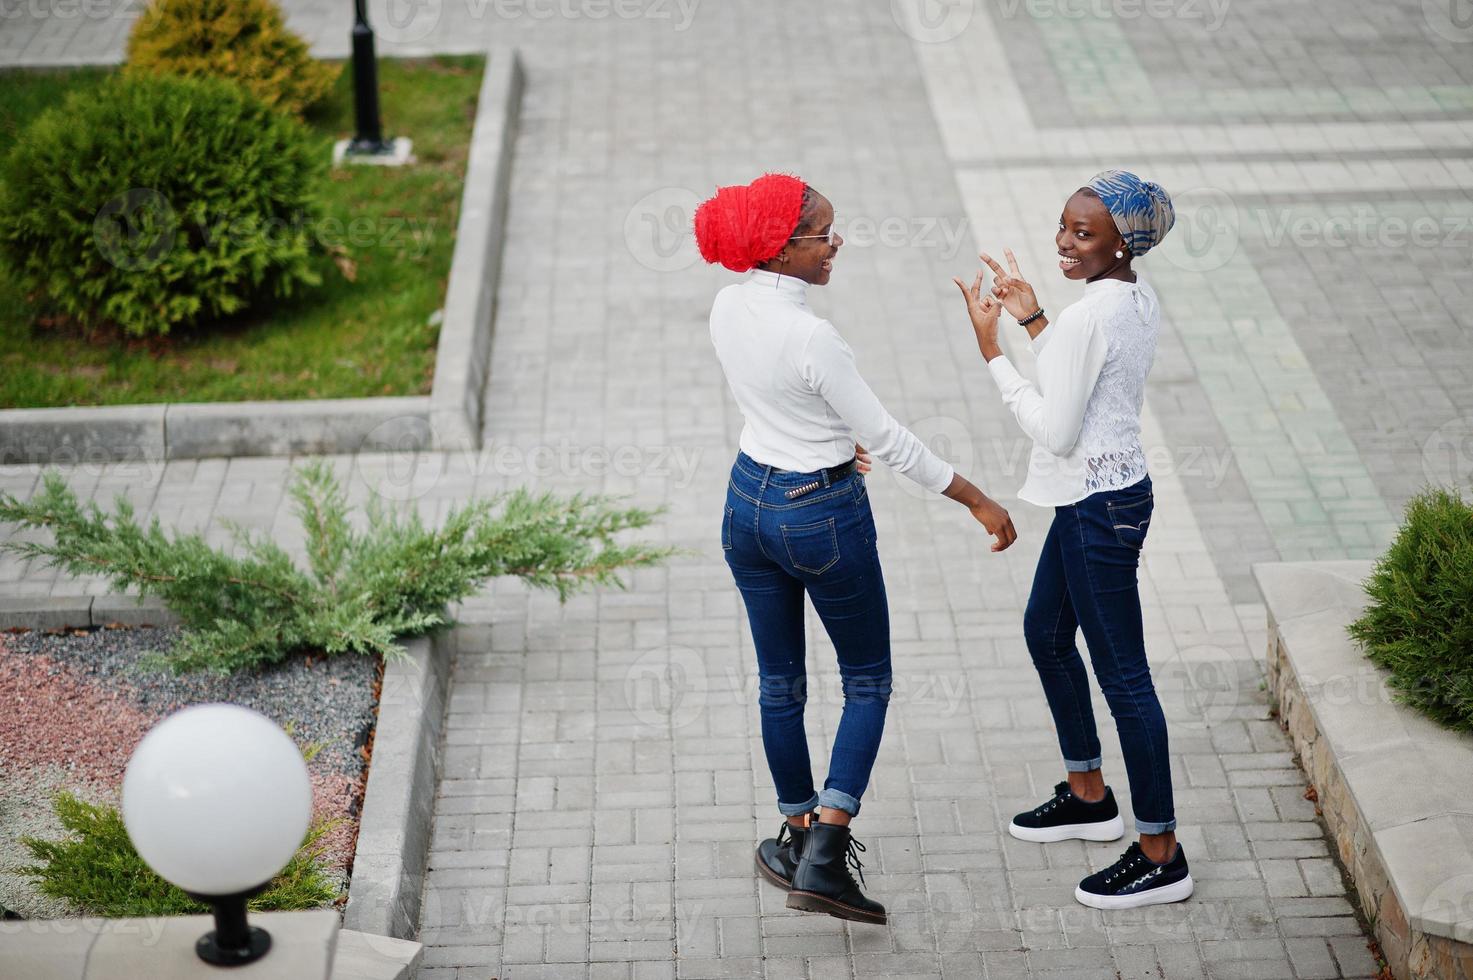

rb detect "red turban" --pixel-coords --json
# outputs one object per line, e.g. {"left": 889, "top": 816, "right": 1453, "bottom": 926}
{"left": 693, "top": 173, "right": 808, "bottom": 273}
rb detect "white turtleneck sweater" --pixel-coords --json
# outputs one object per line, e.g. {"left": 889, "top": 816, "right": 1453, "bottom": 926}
{"left": 709, "top": 269, "right": 955, "bottom": 494}
{"left": 985, "top": 276, "right": 1160, "bottom": 507}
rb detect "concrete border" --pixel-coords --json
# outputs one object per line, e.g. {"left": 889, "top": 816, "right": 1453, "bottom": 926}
{"left": 342, "top": 629, "right": 453, "bottom": 942}
{"left": 1255, "top": 560, "right": 1473, "bottom": 980}
{"left": 0, "top": 45, "right": 524, "bottom": 464}
{"left": 0, "top": 594, "right": 180, "bottom": 630}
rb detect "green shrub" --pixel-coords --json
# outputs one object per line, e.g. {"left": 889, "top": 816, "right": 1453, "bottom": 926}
{"left": 18, "top": 792, "right": 338, "bottom": 916}
{"left": 125, "top": 0, "right": 340, "bottom": 118}
{"left": 0, "top": 72, "right": 324, "bottom": 339}
{"left": 0, "top": 460, "right": 673, "bottom": 675}
{"left": 1348, "top": 486, "right": 1473, "bottom": 731}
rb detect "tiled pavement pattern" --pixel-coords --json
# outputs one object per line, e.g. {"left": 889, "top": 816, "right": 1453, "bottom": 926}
{"left": 4, "top": 0, "right": 1472, "bottom": 977}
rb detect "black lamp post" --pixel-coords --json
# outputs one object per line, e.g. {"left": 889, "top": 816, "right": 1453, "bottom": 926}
{"left": 347, "top": 0, "right": 393, "bottom": 157}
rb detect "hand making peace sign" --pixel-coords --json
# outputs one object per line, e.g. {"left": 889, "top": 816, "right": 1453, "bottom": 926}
{"left": 979, "top": 249, "right": 1040, "bottom": 322}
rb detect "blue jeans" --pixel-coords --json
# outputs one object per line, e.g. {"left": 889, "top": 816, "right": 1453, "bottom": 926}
{"left": 723, "top": 451, "right": 891, "bottom": 818}
{"left": 1023, "top": 475, "right": 1176, "bottom": 834}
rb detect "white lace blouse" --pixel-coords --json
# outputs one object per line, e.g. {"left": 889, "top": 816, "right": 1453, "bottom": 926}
{"left": 985, "top": 276, "right": 1159, "bottom": 507}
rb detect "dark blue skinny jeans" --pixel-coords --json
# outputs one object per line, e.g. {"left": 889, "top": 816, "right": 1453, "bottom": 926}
{"left": 1023, "top": 474, "right": 1175, "bottom": 834}
{"left": 723, "top": 451, "right": 891, "bottom": 817}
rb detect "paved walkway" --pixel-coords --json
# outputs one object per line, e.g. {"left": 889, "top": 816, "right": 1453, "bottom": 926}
{"left": 5, "top": 1, "right": 1473, "bottom": 977}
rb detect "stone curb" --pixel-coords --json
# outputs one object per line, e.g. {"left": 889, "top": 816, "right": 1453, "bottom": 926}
{"left": 429, "top": 46, "right": 524, "bottom": 453}
{"left": 0, "top": 594, "right": 180, "bottom": 630}
{"left": 1255, "top": 560, "right": 1473, "bottom": 980}
{"left": 0, "top": 44, "right": 525, "bottom": 464}
{"left": 342, "top": 628, "right": 453, "bottom": 943}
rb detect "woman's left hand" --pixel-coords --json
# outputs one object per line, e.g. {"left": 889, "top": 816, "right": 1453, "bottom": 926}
{"left": 855, "top": 443, "right": 873, "bottom": 474}
{"left": 953, "top": 271, "right": 1003, "bottom": 361}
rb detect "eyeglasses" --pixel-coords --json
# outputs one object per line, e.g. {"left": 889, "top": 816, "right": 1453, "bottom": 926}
{"left": 790, "top": 225, "right": 839, "bottom": 246}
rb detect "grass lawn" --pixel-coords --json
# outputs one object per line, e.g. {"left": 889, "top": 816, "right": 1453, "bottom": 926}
{"left": 0, "top": 54, "right": 485, "bottom": 408}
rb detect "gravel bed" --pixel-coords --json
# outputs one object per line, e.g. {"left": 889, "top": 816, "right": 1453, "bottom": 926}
{"left": 0, "top": 625, "right": 382, "bottom": 920}
{"left": 3, "top": 625, "right": 379, "bottom": 775}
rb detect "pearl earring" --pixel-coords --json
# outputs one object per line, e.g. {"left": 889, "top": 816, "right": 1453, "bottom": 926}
{"left": 1115, "top": 250, "right": 1124, "bottom": 258}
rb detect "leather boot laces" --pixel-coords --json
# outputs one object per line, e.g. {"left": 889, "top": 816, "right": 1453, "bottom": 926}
{"left": 846, "top": 836, "right": 869, "bottom": 888}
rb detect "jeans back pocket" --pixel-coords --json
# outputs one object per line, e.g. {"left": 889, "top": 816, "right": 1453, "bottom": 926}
{"left": 781, "top": 517, "right": 840, "bottom": 575}
{"left": 721, "top": 504, "right": 734, "bottom": 551}
{"left": 1107, "top": 493, "right": 1153, "bottom": 550}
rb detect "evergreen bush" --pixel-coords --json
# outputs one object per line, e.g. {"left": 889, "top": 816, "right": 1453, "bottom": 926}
{"left": 1348, "top": 486, "right": 1473, "bottom": 731}
{"left": 125, "top": 0, "right": 340, "bottom": 118}
{"left": 0, "top": 461, "right": 671, "bottom": 675}
{"left": 18, "top": 792, "right": 338, "bottom": 916}
{"left": 0, "top": 73, "right": 324, "bottom": 339}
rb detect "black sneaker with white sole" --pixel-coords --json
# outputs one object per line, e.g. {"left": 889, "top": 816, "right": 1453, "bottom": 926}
{"left": 1008, "top": 781, "right": 1125, "bottom": 843}
{"left": 1075, "top": 841, "right": 1194, "bottom": 910}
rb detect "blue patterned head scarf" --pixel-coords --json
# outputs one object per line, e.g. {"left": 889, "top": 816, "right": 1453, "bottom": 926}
{"left": 1084, "top": 170, "right": 1174, "bottom": 257}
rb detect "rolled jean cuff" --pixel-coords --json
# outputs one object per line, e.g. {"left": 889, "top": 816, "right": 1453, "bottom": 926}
{"left": 778, "top": 793, "right": 820, "bottom": 817}
{"left": 1063, "top": 756, "right": 1103, "bottom": 773}
{"left": 1135, "top": 817, "right": 1176, "bottom": 835}
{"left": 817, "top": 788, "right": 862, "bottom": 817}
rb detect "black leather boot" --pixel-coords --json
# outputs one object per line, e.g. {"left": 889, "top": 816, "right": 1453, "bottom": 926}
{"left": 785, "top": 821, "right": 887, "bottom": 924}
{"left": 755, "top": 813, "right": 814, "bottom": 889}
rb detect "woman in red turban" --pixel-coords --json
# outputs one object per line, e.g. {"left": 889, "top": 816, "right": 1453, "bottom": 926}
{"left": 697, "top": 173, "right": 1017, "bottom": 925}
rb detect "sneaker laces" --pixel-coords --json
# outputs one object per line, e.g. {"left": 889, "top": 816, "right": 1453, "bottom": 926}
{"left": 1104, "top": 843, "right": 1148, "bottom": 884}
{"left": 1034, "top": 782, "right": 1072, "bottom": 817}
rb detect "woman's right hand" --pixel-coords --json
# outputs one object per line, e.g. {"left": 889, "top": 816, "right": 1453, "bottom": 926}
{"left": 980, "top": 249, "right": 1040, "bottom": 322}
{"left": 970, "top": 495, "right": 1017, "bottom": 552}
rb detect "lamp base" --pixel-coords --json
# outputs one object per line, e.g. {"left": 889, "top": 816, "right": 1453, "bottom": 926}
{"left": 333, "top": 136, "right": 416, "bottom": 168}
{"left": 196, "top": 925, "right": 271, "bottom": 966}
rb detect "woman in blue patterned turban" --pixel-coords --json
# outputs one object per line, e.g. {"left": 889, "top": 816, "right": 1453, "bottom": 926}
{"left": 952, "top": 171, "right": 1193, "bottom": 912}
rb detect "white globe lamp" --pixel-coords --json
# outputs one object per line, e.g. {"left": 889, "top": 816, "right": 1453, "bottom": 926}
{"left": 122, "top": 703, "right": 313, "bottom": 966}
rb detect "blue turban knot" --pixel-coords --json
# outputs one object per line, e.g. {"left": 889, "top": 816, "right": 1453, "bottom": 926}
{"left": 1085, "top": 170, "right": 1175, "bottom": 257}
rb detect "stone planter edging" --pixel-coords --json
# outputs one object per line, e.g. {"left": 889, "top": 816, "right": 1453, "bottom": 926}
{"left": 0, "top": 44, "right": 525, "bottom": 464}
{"left": 342, "top": 628, "right": 453, "bottom": 943}
{"left": 1254, "top": 560, "right": 1473, "bottom": 980}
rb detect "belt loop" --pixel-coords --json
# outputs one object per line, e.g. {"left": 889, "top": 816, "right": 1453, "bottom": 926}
{"left": 820, "top": 467, "right": 831, "bottom": 488}
{"left": 759, "top": 465, "right": 773, "bottom": 494}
